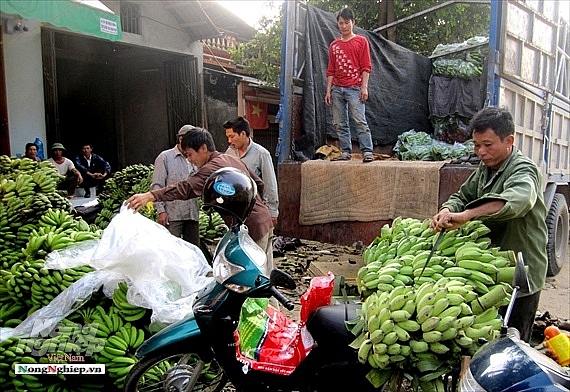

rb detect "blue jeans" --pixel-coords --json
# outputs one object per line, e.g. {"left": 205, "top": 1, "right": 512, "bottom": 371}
{"left": 331, "top": 85, "right": 373, "bottom": 155}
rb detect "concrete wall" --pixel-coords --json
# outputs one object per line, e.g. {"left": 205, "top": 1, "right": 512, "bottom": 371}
{"left": 3, "top": 20, "right": 46, "bottom": 156}
{"left": 116, "top": 1, "right": 203, "bottom": 62}
{"left": 203, "top": 68, "right": 242, "bottom": 150}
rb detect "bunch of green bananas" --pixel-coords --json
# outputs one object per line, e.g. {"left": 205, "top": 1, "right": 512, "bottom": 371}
{"left": 22, "top": 209, "right": 101, "bottom": 258}
{"left": 0, "top": 319, "right": 108, "bottom": 392}
{"left": 94, "top": 163, "right": 156, "bottom": 229}
{"left": 87, "top": 306, "right": 126, "bottom": 339}
{"left": 0, "top": 301, "right": 28, "bottom": 327}
{"left": 0, "top": 158, "right": 63, "bottom": 201}
{"left": 94, "top": 320, "right": 145, "bottom": 388}
{"left": 0, "top": 156, "right": 226, "bottom": 391}
{"left": 353, "top": 217, "right": 515, "bottom": 390}
{"left": 0, "top": 295, "right": 150, "bottom": 390}
{"left": 111, "top": 281, "right": 149, "bottom": 322}
{"left": 199, "top": 208, "right": 227, "bottom": 240}
{"left": 0, "top": 156, "right": 74, "bottom": 268}
{"left": 28, "top": 265, "right": 95, "bottom": 308}
{"left": 359, "top": 218, "right": 516, "bottom": 298}
{"left": 0, "top": 336, "right": 44, "bottom": 392}
{"left": 1, "top": 252, "right": 96, "bottom": 311}
{"left": 0, "top": 205, "right": 99, "bottom": 307}
{"left": 350, "top": 277, "right": 508, "bottom": 390}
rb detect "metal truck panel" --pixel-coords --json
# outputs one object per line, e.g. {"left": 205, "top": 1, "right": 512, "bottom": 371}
{"left": 547, "top": 96, "right": 570, "bottom": 183}
{"left": 498, "top": 78, "right": 569, "bottom": 183}
{"left": 502, "top": 1, "right": 558, "bottom": 91}
{"left": 493, "top": 0, "right": 569, "bottom": 184}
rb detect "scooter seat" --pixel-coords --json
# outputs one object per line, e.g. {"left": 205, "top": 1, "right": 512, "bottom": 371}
{"left": 306, "top": 303, "right": 360, "bottom": 351}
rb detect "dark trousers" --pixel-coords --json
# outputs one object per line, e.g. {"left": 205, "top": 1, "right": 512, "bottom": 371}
{"left": 168, "top": 220, "right": 200, "bottom": 247}
{"left": 82, "top": 176, "right": 107, "bottom": 194}
{"left": 57, "top": 173, "right": 79, "bottom": 196}
{"left": 499, "top": 290, "right": 541, "bottom": 343}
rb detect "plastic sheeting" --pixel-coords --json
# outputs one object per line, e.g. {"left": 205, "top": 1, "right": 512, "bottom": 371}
{"left": 428, "top": 76, "right": 484, "bottom": 118}
{"left": 296, "top": 6, "right": 433, "bottom": 159}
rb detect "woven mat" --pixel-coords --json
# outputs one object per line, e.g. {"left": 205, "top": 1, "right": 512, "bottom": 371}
{"left": 299, "top": 160, "right": 447, "bottom": 225}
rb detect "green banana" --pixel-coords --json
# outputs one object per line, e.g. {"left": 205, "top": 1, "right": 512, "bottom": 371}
{"left": 409, "top": 339, "right": 429, "bottom": 353}
{"left": 358, "top": 339, "right": 373, "bottom": 364}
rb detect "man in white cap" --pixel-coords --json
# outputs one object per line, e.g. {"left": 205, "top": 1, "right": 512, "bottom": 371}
{"left": 47, "top": 142, "right": 83, "bottom": 197}
{"left": 151, "top": 125, "right": 201, "bottom": 246}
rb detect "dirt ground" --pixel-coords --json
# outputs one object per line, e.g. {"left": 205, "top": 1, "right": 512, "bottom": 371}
{"left": 537, "top": 246, "right": 570, "bottom": 322}
{"left": 273, "top": 238, "right": 570, "bottom": 330}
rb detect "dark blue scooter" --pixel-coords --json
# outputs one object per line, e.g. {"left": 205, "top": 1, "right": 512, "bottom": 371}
{"left": 123, "top": 167, "right": 372, "bottom": 392}
{"left": 122, "top": 223, "right": 371, "bottom": 392}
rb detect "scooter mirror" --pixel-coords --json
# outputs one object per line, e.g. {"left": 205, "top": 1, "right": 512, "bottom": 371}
{"left": 270, "top": 269, "right": 297, "bottom": 290}
{"left": 514, "top": 252, "right": 531, "bottom": 294}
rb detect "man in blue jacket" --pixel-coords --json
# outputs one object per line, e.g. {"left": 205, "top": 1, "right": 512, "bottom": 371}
{"left": 74, "top": 143, "right": 111, "bottom": 197}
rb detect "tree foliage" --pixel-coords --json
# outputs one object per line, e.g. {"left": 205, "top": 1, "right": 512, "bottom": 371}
{"left": 310, "top": 0, "right": 490, "bottom": 55}
{"left": 229, "top": 13, "right": 283, "bottom": 87}
{"left": 229, "top": 0, "right": 491, "bottom": 85}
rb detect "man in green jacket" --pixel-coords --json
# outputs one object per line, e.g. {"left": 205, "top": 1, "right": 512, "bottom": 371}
{"left": 431, "top": 106, "right": 548, "bottom": 343}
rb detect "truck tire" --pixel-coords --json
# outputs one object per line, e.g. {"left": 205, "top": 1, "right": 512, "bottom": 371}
{"left": 546, "top": 193, "right": 568, "bottom": 276}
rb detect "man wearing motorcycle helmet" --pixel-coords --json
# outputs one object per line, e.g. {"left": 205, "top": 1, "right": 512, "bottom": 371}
{"left": 127, "top": 127, "right": 274, "bottom": 277}
{"left": 202, "top": 167, "right": 258, "bottom": 225}
{"left": 430, "top": 106, "right": 548, "bottom": 343}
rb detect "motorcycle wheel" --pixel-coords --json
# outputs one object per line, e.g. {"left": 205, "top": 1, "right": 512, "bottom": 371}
{"left": 123, "top": 349, "right": 227, "bottom": 392}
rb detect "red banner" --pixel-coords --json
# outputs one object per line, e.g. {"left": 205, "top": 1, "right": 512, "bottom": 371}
{"left": 247, "top": 101, "right": 269, "bottom": 130}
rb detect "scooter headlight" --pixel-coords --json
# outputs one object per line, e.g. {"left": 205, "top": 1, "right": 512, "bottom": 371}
{"left": 459, "top": 366, "right": 486, "bottom": 391}
{"left": 212, "top": 225, "right": 268, "bottom": 294}
{"left": 213, "top": 251, "right": 245, "bottom": 285}
{"left": 213, "top": 247, "right": 252, "bottom": 293}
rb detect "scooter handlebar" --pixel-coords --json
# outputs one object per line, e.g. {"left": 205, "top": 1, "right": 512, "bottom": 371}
{"left": 269, "top": 287, "right": 295, "bottom": 310}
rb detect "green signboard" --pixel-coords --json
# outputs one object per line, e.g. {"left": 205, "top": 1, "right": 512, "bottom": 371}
{"left": 0, "top": 0, "right": 122, "bottom": 41}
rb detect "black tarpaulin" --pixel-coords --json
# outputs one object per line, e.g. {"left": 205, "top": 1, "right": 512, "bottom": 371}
{"left": 428, "top": 75, "right": 483, "bottom": 118}
{"left": 297, "top": 6, "right": 433, "bottom": 159}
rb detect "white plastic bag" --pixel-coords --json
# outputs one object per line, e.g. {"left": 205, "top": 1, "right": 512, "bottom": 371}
{"left": 84, "top": 205, "right": 212, "bottom": 301}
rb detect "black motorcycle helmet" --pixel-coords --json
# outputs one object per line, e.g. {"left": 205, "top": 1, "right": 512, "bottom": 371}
{"left": 202, "top": 167, "right": 257, "bottom": 224}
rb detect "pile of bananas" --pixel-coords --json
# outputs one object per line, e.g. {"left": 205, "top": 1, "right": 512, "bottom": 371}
{"left": 0, "top": 156, "right": 226, "bottom": 390}
{"left": 80, "top": 303, "right": 147, "bottom": 389}
{"left": 0, "top": 155, "right": 130, "bottom": 390}
{"left": 0, "top": 199, "right": 101, "bottom": 309}
{"left": 23, "top": 209, "right": 101, "bottom": 257}
{"left": 0, "top": 316, "right": 113, "bottom": 392}
{"left": 430, "top": 37, "right": 487, "bottom": 81}
{"left": 96, "top": 323, "right": 144, "bottom": 388}
{"left": 0, "top": 286, "right": 151, "bottom": 391}
{"left": 353, "top": 217, "right": 515, "bottom": 391}
{"left": 0, "top": 157, "right": 74, "bottom": 267}
{"left": 359, "top": 217, "right": 516, "bottom": 296}
{"left": 94, "top": 164, "right": 156, "bottom": 229}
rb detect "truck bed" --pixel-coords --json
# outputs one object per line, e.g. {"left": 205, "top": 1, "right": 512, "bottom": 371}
{"left": 277, "top": 160, "right": 476, "bottom": 246}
